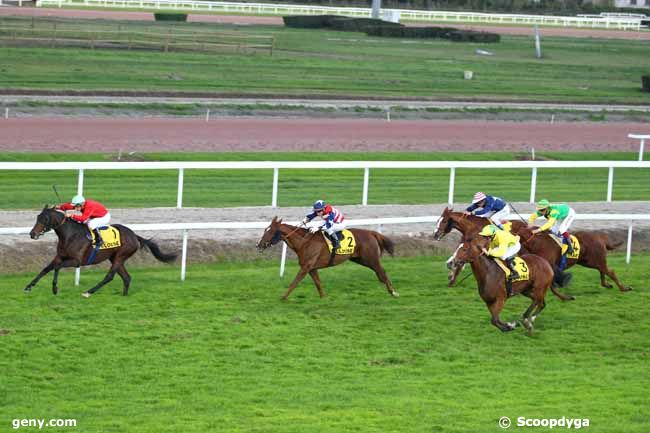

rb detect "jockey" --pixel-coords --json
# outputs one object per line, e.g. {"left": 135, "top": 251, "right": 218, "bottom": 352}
{"left": 478, "top": 224, "right": 521, "bottom": 296}
{"left": 528, "top": 199, "right": 576, "bottom": 255}
{"left": 464, "top": 192, "right": 511, "bottom": 228}
{"left": 302, "top": 200, "right": 346, "bottom": 251}
{"left": 58, "top": 195, "right": 111, "bottom": 246}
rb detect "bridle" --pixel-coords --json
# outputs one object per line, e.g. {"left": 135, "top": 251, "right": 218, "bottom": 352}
{"left": 34, "top": 209, "right": 66, "bottom": 237}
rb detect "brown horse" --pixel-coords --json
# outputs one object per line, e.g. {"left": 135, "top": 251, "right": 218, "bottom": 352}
{"left": 447, "top": 236, "right": 555, "bottom": 333}
{"left": 515, "top": 225, "right": 631, "bottom": 292}
{"left": 256, "top": 217, "right": 398, "bottom": 300}
{"left": 26, "top": 206, "right": 177, "bottom": 297}
{"left": 433, "top": 207, "right": 527, "bottom": 286}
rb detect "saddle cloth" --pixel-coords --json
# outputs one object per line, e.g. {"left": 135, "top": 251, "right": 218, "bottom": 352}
{"left": 322, "top": 230, "right": 356, "bottom": 255}
{"left": 89, "top": 226, "right": 122, "bottom": 250}
{"left": 548, "top": 234, "right": 580, "bottom": 259}
{"left": 494, "top": 257, "right": 530, "bottom": 282}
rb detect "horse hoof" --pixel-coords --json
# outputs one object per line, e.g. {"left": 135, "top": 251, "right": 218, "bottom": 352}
{"left": 81, "top": 292, "right": 91, "bottom": 298}
{"left": 622, "top": 286, "right": 632, "bottom": 292}
{"left": 391, "top": 291, "right": 400, "bottom": 298}
{"left": 23, "top": 286, "right": 32, "bottom": 293}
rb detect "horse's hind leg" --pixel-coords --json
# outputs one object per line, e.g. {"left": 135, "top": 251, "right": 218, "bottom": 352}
{"left": 598, "top": 264, "right": 631, "bottom": 292}
{"left": 116, "top": 265, "right": 131, "bottom": 296}
{"left": 600, "top": 271, "right": 613, "bottom": 289}
{"left": 309, "top": 270, "right": 325, "bottom": 299}
{"left": 82, "top": 263, "right": 119, "bottom": 298}
{"left": 368, "top": 259, "right": 398, "bottom": 297}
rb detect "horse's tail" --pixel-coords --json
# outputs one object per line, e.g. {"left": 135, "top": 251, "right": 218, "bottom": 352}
{"left": 372, "top": 232, "right": 395, "bottom": 257}
{"left": 605, "top": 235, "right": 624, "bottom": 251}
{"left": 137, "top": 235, "right": 178, "bottom": 263}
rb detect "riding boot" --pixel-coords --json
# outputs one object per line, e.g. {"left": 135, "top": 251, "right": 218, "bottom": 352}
{"left": 329, "top": 233, "right": 340, "bottom": 251}
{"left": 93, "top": 228, "right": 103, "bottom": 247}
{"left": 505, "top": 257, "right": 520, "bottom": 280}
{"left": 563, "top": 233, "right": 574, "bottom": 254}
{"left": 558, "top": 254, "right": 568, "bottom": 271}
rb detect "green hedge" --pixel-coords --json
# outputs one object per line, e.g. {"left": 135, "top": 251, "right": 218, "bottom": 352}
{"left": 153, "top": 13, "right": 188, "bottom": 22}
{"left": 365, "top": 25, "right": 500, "bottom": 43}
{"left": 283, "top": 15, "right": 402, "bottom": 31}
{"left": 643, "top": 75, "right": 650, "bottom": 93}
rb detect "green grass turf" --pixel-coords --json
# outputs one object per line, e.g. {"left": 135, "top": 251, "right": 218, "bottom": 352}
{"left": 1, "top": 16, "right": 650, "bottom": 103}
{"left": 0, "top": 152, "right": 648, "bottom": 210}
{"left": 1, "top": 253, "right": 648, "bottom": 432}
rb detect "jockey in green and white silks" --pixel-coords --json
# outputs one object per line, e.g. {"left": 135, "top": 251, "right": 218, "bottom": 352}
{"left": 528, "top": 199, "right": 576, "bottom": 260}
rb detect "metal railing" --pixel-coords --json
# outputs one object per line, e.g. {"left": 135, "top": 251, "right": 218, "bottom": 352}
{"left": 1, "top": 160, "right": 649, "bottom": 209}
{"left": 34, "top": 0, "right": 645, "bottom": 30}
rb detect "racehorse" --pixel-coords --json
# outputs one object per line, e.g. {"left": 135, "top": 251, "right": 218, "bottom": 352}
{"left": 516, "top": 225, "right": 631, "bottom": 292}
{"left": 256, "top": 217, "right": 398, "bottom": 300}
{"left": 433, "top": 207, "right": 527, "bottom": 286}
{"left": 447, "top": 236, "right": 555, "bottom": 333}
{"left": 26, "top": 206, "right": 177, "bottom": 297}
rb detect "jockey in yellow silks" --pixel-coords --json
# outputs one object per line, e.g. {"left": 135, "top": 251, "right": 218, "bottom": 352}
{"left": 479, "top": 224, "right": 521, "bottom": 296}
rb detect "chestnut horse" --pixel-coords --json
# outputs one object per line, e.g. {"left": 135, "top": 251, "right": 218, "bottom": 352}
{"left": 433, "top": 207, "right": 527, "bottom": 286}
{"left": 448, "top": 236, "right": 555, "bottom": 333}
{"left": 516, "top": 225, "right": 631, "bottom": 292}
{"left": 26, "top": 206, "right": 177, "bottom": 297}
{"left": 256, "top": 217, "right": 398, "bottom": 300}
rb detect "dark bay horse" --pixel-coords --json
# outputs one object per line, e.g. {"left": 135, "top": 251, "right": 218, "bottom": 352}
{"left": 26, "top": 206, "right": 177, "bottom": 297}
{"left": 515, "top": 225, "right": 631, "bottom": 293}
{"left": 256, "top": 217, "right": 398, "bottom": 300}
{"left": 433, "top": 207, "right": 527, "bottom": 286}
{"left": 448, "top": 236, "right": 555, "bottom": 333}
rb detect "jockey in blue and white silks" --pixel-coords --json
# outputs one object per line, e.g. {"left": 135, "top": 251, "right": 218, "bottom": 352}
{"left": 303, "top": 200, "right": 346, "bottom": 250}
{"left": 464, "top": 192, "right": 512, "bottom": 228}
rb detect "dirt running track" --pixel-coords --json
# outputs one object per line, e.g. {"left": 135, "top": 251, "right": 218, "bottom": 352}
{"left": 1, "top": 118, "right": 648, "bottom": 152}
{"left": 2, "top": 7, "right": 650, "bottom": 40}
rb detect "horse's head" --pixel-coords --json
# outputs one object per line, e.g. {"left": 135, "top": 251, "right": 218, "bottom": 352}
{"left": 433, "top": 207, "right": 454, "bottom": 240}
{"left": 30, "top": 205, "right": 65, "bottom": 240}
{"left": 256, "top": 216, "right": 284, "bottom": 251}
{"left": 447, "top": 236, "right": 489, "bottom": 270}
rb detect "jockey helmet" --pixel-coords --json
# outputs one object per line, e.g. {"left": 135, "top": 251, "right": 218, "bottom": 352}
{"left": 479, "top": 225, "right": 497, "bottom": 237}
{"left": 472, "top": 192, "right": 487, "bottom": 204}
{"left": 536, "top": 199, "right": 550, "bottom": 209}
{"left": 71, "top": 195, "right": 86, "bottom": 206}
{"left": 313, "top": 200, "right": 326, "bottom": 211}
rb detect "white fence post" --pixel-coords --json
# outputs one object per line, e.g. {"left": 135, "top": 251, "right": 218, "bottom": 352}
{"left": 177, "top": 168, "right": 184, "bottom": 209}
{"left": 280, "top": 241, "right": 287, "bottom": 277}
{"left": 607, "top": 166, "right": 614, "bottom": 202}
{"left": 77, "top": 168, "right": 84, "bottom": 195}
{"left": 74, "top": 267, "right": 80, "bottom": 286}
{"left": 626, "top": 225, "right": 632, "bottom": 264}
{"left": 448, "top": 167, "right": 455, "bottom": 206}
{"left": 181, "top": 229, "right": 188, "bottom": 281}
{"left": 640, "top": 138, "right": 646, "bottom": 162}
{"left": 272, "top": 167, "right": 279, "bottom": 208}
{"left": 362, "top": 167, "right": 369, "bottom": 206}
{"left": 530, "top": 167, "right": 537, "bottom": 203}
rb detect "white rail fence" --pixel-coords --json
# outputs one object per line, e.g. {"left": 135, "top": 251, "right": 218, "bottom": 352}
{"left": 1, "top": 214, "right": 648, "bottom": 284}
{"left": 33, "top": 0, "right": 645, "bottom": 30}
{"left": 1, "top": 160, "right": 649, "bottom": 208}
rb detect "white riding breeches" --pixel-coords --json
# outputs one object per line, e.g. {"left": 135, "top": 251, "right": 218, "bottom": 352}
{"left": 87, "top": 213, "right": 111, "bottom": 230}
{"left": 485, "top": 205, "right": 511, "bottom": 226}
{"left": 551, "top": 209, "right": 576, "bottom": 236}
{"left": 496, "top": 243, "right": 521, "bottom": 260}
{"left": 323, "top": 222, "right": 346, "bottom": 236}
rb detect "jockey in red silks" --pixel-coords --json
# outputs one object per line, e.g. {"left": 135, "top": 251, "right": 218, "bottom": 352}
{"left": 302, "top": 200, "right": 346, "bottom": 251}
{"left": 58, "top": 195, "right": 111, "bottom": 246}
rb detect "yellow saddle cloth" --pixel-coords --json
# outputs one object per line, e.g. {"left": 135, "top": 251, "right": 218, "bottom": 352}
{"left": 322, "top": 230, "right": 356, "bottom": 255}
{"left": 549, "top": 234, "right": 580, "bottom": 259}
{"left": 89, "top": 226, "right": 122, "bottom": 250}
{"left": 494, "top": 257, "right": 530, "bottom": 282}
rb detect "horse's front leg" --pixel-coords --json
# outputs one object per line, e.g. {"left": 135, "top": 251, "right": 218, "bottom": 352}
{"left": 24, "top": 258, "right": 60, "bottom": 293}
{"left": 51, "top": 258, "right": 81, "bottom": 295}
{"left": 82, "top": 263, "right": 119, "bottom": 298}
{"left": 282, "top": 266, "right": 311, "bottom": 301}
